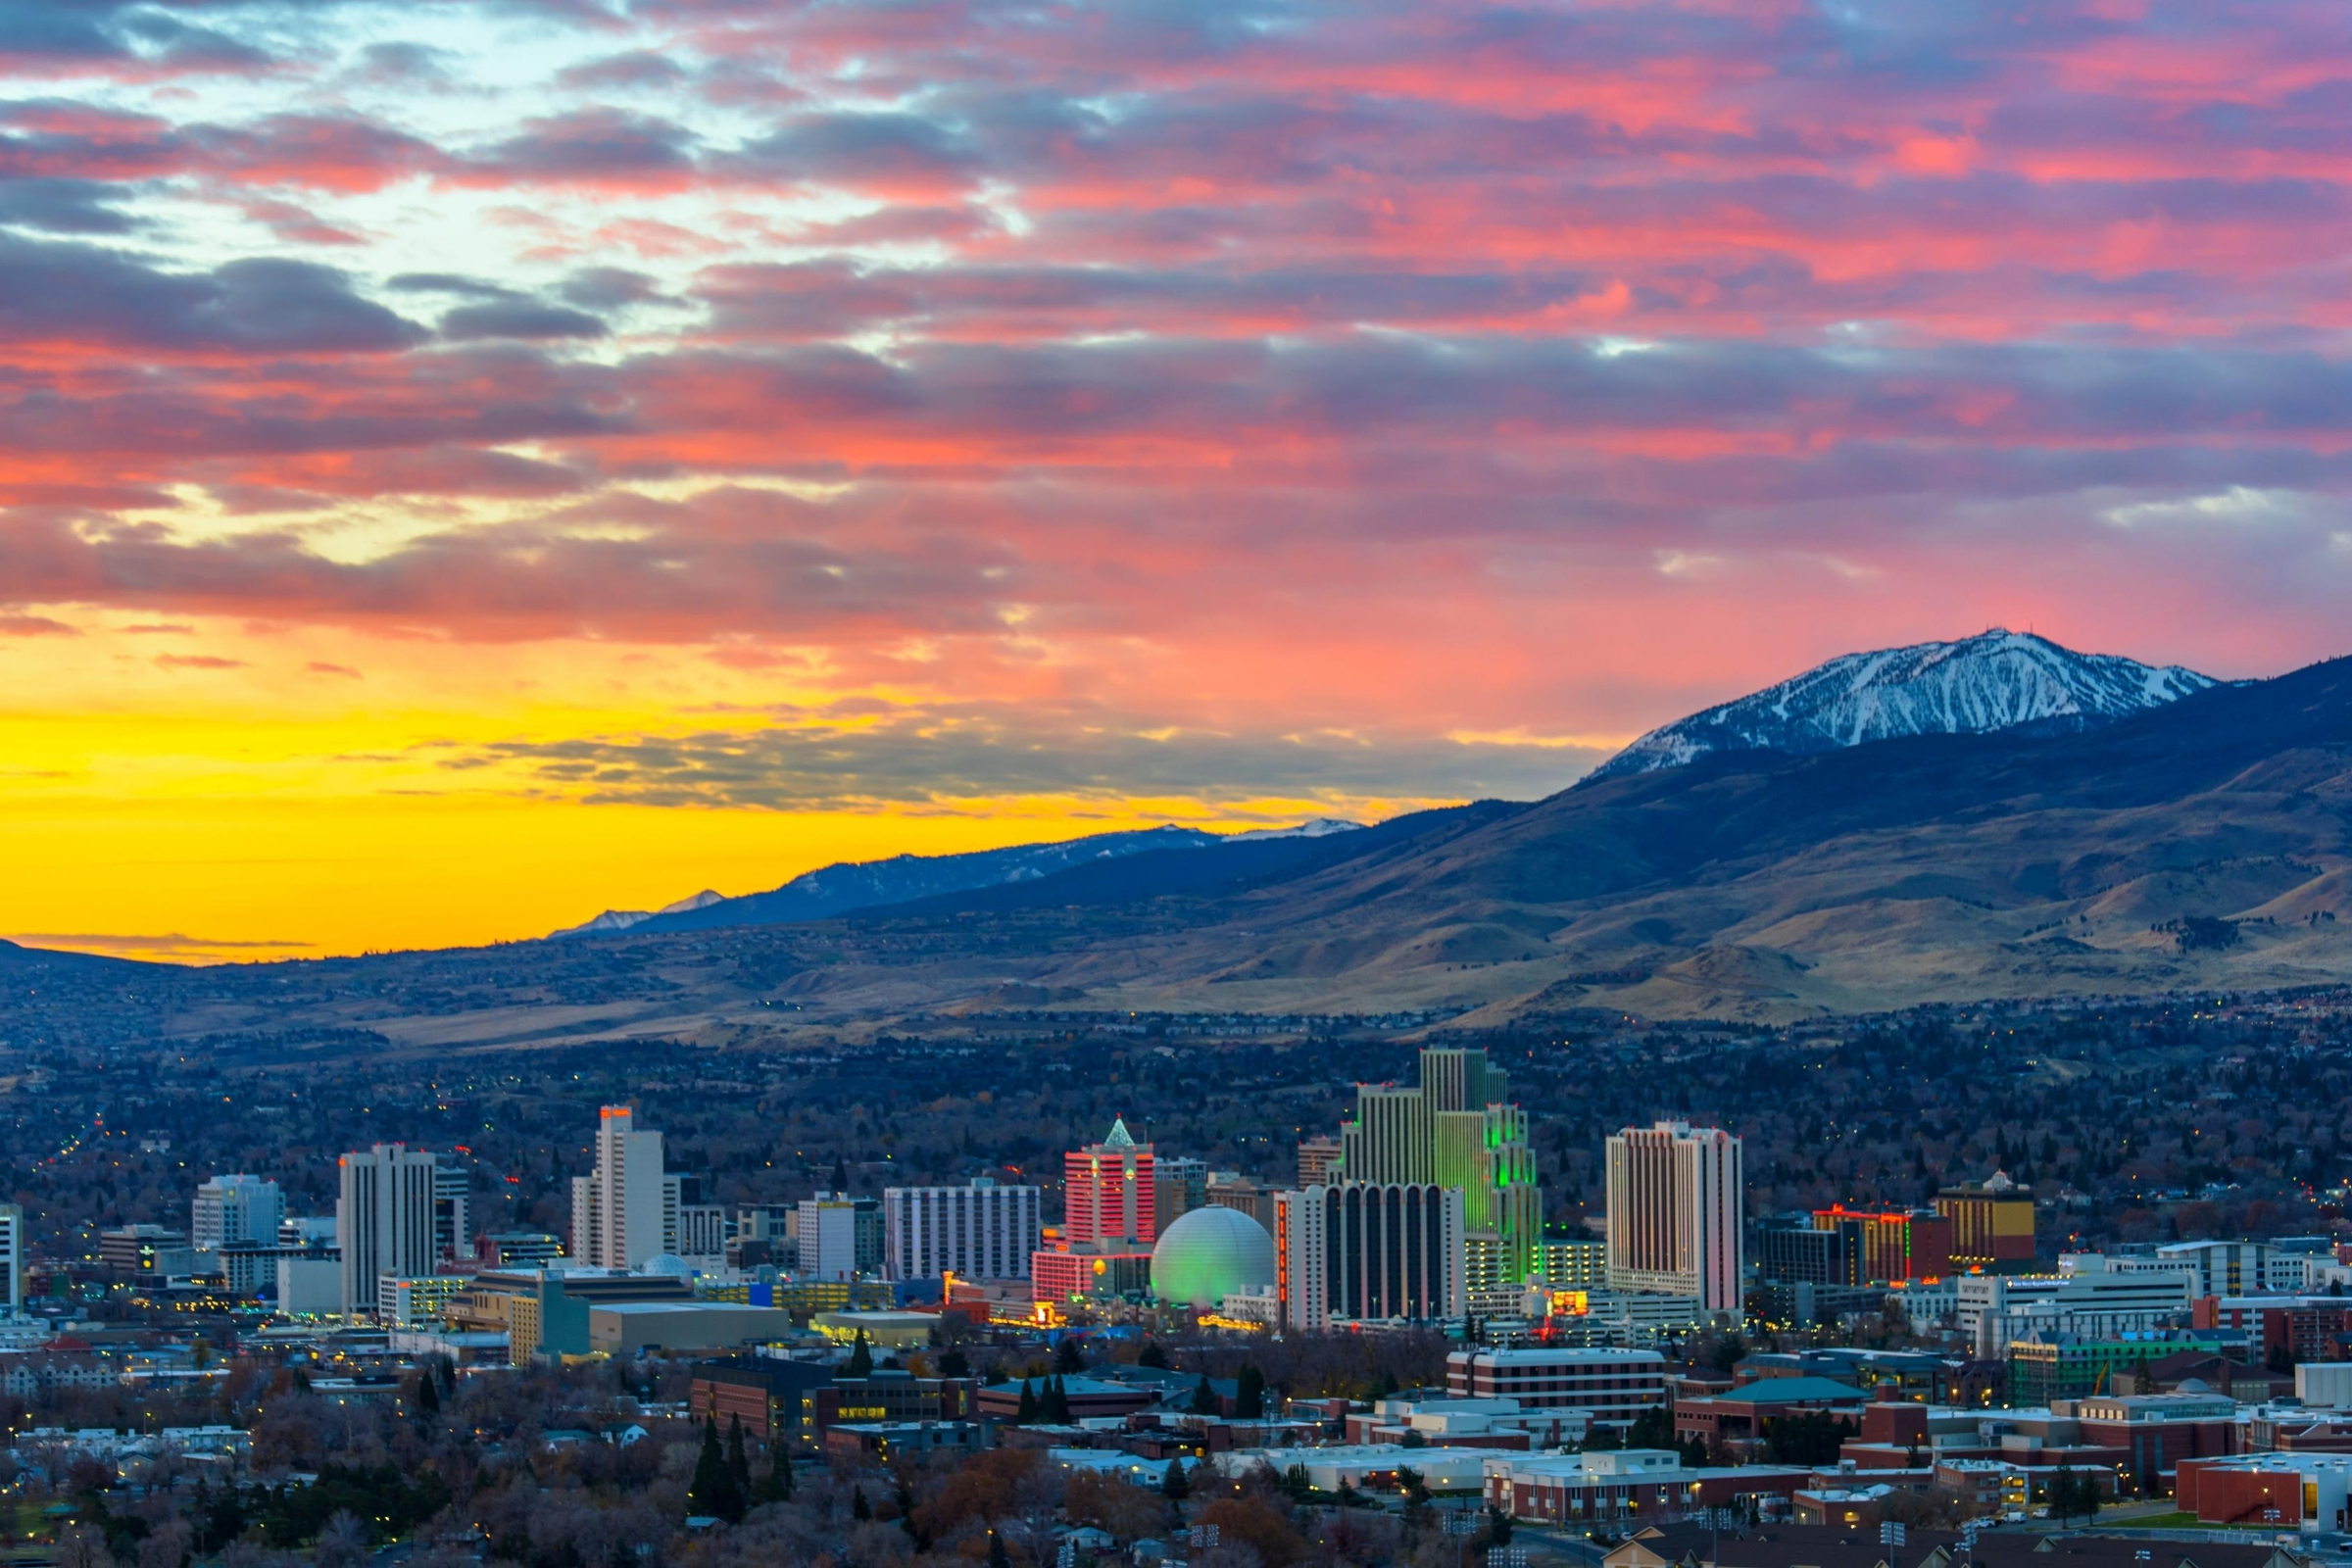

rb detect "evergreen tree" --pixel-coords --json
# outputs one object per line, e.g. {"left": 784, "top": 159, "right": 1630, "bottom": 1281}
{"left": 832, "top": 1155, "right": 850, "bottom": 1192}
{"left": 939, "top": 1346, "right": 971, "bottom": 1379}
{"left": 437, "top": 1356, "right": 457, "bottom": 1397}
{"left": 1486, "top": 1504, "right": 1514, "bottom": 1545}
{"left": 1044, "top": 1374, "right": 1072, "bottom": 1423}
{"left": 851, "top": 1485, "right": 871, "bottom": 1521}
{"left": 986, "top": 1531, "right": 1012, "bottom": 1568}
{"left": 415, "top": 1370, "right": 440, "bottom": 1419}
{"left": 1016, "top": 1377, "right": 1040, "bottom": 1422}
{"left": 726, "top": 1414, "right": 752, "bottom": 1498}
{"left": 1161, "top": 1457, "right": 1190, "bottom": 1501}
{"left": 1235, "top": 1362, "right": 1266, "bottom": 1419}
{"left": 2048, "top": 1467, "right": 2097, "bottom": 1524}
{"left": 1190, "top": 1375, "right": 1219, "bottom": 1415}
{"left": 689, "top": 1415, "right": 746, "bottom": 1522}
{"left": 848, "top": 1328, "right": 874, "bottom": 1378}
{"left": 1054, "top": 1336, "right": 1086, "bottom": 1374}
{"left": 753, "top": 1444, "right": 794, "bottom": 1505}
{"left": 1139, "top": 1340, "right": 1170, "bottom": 1369}
{"left": 897, "top": 1475, "right": 923, "bottom": 1549}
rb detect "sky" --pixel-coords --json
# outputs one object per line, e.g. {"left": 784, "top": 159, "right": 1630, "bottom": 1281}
{"left": 3, "top": 0, "right": 2350, "bottom": 961}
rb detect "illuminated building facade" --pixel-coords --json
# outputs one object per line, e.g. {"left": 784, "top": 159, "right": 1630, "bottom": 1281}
{"left": 1604, "top": 1121, "right": 1743, "bottom": 1314}
{"left": 1339, "top": 1048, "right": 1543, "bottom": 1290}
{"left": 1064, "top": 1118, "right": 1155, "bottom": 1247}
{"left": 1811, "top": 1205, "right": 1953, "bottom": 1282}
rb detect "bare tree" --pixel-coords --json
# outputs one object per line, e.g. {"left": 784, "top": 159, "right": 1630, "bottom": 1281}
{"left": 136, "top": 1519, "right": 191, "bottom": 1568}
{"left": 313, "top": 1510, "right": 369, "bottom": 1568}
{"left": 55, "top": 1523, "right": 115, "bottom": 1568}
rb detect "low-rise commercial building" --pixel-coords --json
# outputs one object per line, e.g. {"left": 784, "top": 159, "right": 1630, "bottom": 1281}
{"left": 1959, "top": 1263, "right": 2192, "bottom": 1356}
{"left": 1343, "top": 1396, "right": 1589, "bottom": 1450}
{"left": 1030, "top": 1246, "right": 1152, "bottom": 1306}
{"left": 1481, "top": 1449, "right": 1810, "bottom": 1525}
{"left": 2120, "top": 1242, "right": 2313, "bottom": 1298}
{"left": 446, "top": 1268, "right": 696, "bottom": 1363}
{"left": 822, "top": 1420, "right": 987, "bottom": 1460}
{"left": 690, "top": 1356, "right": 835, "bottom": 1446}
{"left": 1213, "top": 1444, "right": 1493, "bottom": 1494}
{"left": 1734, "top": 1348, "right": 1947, "bottom": 1399}
{"left": 2004, "top": 1332, "right": 2237, "bottom": 1405}
{"left": 376, "top": 1273, "right": 467, "bottom": 1329}
{"left": 809, "top": 1310, "right": 938, "bottom": 1350}
{"left": 99, "top": 1226, "right": 196, "bottom": 1280}
{"left": 1672, "top": 1377, "right": 1871, "bottom": 1452}
{"left": 2195, "top": 1296, "right": 2352, "bottom": 1364}
{"left": 2069, "top": 1392, "right": 2238, "bottom": 1494}
{"left": 1445, "top": 1347, "right": 1667, "bottom": 1426}
{"left": 586, "top": 1301, "right": 797, "bottom": 1355}
{"left": 2300, "top": 1363, "right": 2352, "bottom": 1409}
{"left": 2178, "top": 1452, "right": 2352, "bottom": 1532}
{"left": 975, "top": 1374, "right": 1160, "bottom": 1421}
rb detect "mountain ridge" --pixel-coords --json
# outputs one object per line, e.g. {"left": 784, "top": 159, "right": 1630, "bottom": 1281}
{"left": 16, "top": 651, "right": 2350, "bottom": 1047}
{"left": 551, "top": 818, "right": 1365, "bottom": 940}
{"left": 1587, "top": 628, "right": 2217, "bottom": 782}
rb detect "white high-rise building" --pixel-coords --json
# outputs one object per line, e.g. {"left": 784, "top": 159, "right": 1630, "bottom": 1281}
{"left": 883, "top": 1177, "right": 1042, "bottom": 1282}
{"left": 192, "top": 1174, "right": 285, "bottom": 1254}
{"left": 797, "top": 1193, "right": 881, "bottom": 1281}
{"left": 1273, "top": 1183, "right": 1466, "bottom": 1331}
{"left": 570, "top": 1106, "right": 680, "bottom": 1268}
{"left": 338, "top": 1145, "right": 462, "bottom": 1317}
{"left": 1604, "top": 1121, "right": 1743, "bottom": 1314}
{"left": 677, "top": 1205, "right": 729, "bottom": 1268}
{"left": 0, "top": 1203, "right": 24, "bottom": 1320}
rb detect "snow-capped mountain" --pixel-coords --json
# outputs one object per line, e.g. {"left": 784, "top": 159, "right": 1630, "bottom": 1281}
{"left": 1586, "top": 629, "right": 2219, "bottom": 783}
{"left": 1227, "top": 817, "right": 1364, "bottom": 842}
{"left": 549, "top": 889, "right": 725, "bottom": 938}
{"left": 546, "top": 819, "right": 1363, "bottom": 939}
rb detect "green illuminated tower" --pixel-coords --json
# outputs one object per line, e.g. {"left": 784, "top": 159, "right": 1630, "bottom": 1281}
{"left": 1337, "top": 1049, "right": 1544, "bottom": 1291}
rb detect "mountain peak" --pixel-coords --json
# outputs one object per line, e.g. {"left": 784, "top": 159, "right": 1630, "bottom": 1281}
{"left": 1587, "top": 629, "right": 2218, "bottom": 782}
{"left": 547, "top": 888, "right": 724, "bottom": 939}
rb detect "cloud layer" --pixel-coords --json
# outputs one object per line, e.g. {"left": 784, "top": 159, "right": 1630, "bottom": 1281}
{"left": 3, "top": 0, "right": 2351, "bottom": 820}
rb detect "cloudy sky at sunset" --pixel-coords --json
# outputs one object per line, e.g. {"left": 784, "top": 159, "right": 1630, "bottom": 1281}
{"left": 4, "top": 0, "right": 2349, "bottom": 960}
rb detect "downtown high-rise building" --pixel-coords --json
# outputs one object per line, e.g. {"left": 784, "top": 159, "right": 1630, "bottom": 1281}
{"left": 338, "top": 1144, "right": 467, "bottom": 1317}
{"left": 1273, "top": 1183, "right": 1465, "bottom": 1331}
{"left": 1297, "top": 1136, "right": 1344, "bottom": 1190}
{"left": 1338, "top": 1048, "right": 1543, "bottom": 1290}
{"left": 570, "top": 1106, "right": 680, "bottom": 1269}
{"left": 0, "top": 1203, "right": 23, "bottom": 1320}
{"left": 1153, "top": 1156, "right": 1208, "bottom": 1230}
{"left": 1064, "top": 1118, "right": 1155, "bottom": 1247}
{"left": 1604, "top": 1120, "right": 1743, "bottom": 1314}
{"left": 796, "top": 1192, "right": 881, "bottom": 1280}
{"left": 192, "top": 1173, "right": 284, "bottom": 1254}
{"left": 882, "top": 1176, "right": 1041, "bottom": 1281}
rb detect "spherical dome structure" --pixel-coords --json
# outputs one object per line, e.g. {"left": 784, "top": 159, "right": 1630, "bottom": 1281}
{"left": 1151, "top": 1205, "right": 1276, "bottom": 1309}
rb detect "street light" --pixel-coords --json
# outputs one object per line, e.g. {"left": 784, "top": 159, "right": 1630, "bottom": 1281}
{"left": 1444, "top": 1504, "right": 1482, "bottom": 1568}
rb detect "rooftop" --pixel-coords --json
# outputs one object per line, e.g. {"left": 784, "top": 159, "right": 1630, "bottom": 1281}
{"left": 1697, "top": 1377, "right": 1874, "bottom": 1407}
